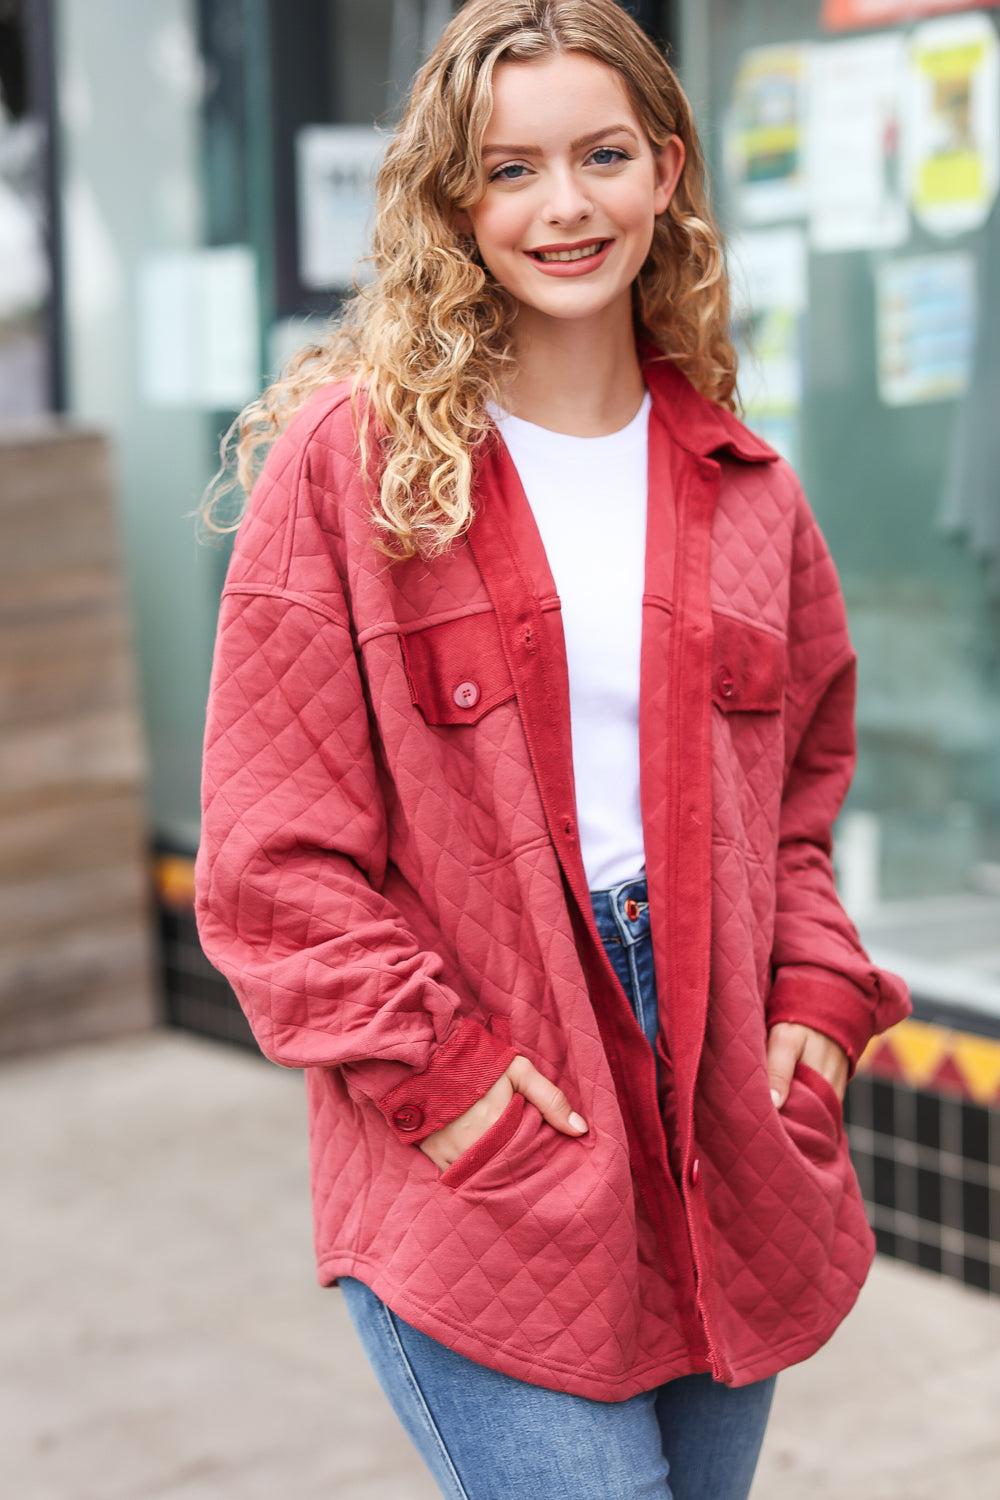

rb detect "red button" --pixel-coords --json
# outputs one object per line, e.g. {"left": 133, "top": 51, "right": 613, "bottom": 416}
{"left": 624, "top": 898, "right": 640, "bottom": 922}
{"left": 453, "top": 681, "right": 480, "bottom": 708}
{"left": 689, "top": 1156, "right": 700, "bottom": 1186}
{"left": 392, "top": 1105, "right": 424, "bottom": 1132}
{"left": 716, "top": 668, "right": 735, "bottom": 699}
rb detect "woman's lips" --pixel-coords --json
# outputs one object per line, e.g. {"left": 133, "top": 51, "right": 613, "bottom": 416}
{"left": 525, "top": 239, "right": 613, "bottom": 276}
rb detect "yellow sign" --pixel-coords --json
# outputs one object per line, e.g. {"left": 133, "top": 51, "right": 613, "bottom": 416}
{"left": 907, "top": 14, "right": 1000, "bottom": 236}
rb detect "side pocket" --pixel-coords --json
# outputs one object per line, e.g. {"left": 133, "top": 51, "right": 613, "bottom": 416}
{"left": 778, "top": 1062, "right": 843, "bottom": 1165}
{"left": 439, "top": 1093, "right": 526, "bottom": 1189}
{"left": 400, "top": 610, "right": 516, "bottom": 726}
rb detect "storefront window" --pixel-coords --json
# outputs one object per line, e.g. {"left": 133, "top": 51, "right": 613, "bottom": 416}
{"left": 678, "top": 0, "right": 1000, "bottom": 1021}
{"left": 264, "top": 0, "right": 460, "bottom": 349}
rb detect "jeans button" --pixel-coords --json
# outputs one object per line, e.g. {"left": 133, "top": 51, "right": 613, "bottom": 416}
{"left": 624, "top": 898, "right": 640, "bottom": 922}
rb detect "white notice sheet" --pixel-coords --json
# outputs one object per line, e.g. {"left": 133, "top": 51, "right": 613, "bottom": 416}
{"left": 809, "top": 33, "right": 909, "bottom": 253}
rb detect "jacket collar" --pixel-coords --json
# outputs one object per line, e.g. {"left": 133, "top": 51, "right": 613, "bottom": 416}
{"left": 640, "top": 350, "right": 778, "bottom": 466}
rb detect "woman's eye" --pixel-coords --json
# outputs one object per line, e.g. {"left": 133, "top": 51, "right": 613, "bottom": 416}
{"left": 590, "top": 147, "right": 628, "bottom": 166}
{"left": 489, "top": 162, "right": 530, "bottom": 183}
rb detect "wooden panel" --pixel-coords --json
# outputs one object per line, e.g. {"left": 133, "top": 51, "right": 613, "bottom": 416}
{"left": 0, "top": 427, "right": 157, "bottom": 1056}
{"left": 0, "top": 709, "right": 147, "bottom": 807}
{"left": 0, "top": 864, "right": 149, "bottom": 947}
{"left": 0, "top": 428, "right": 121, "bottom": 581}
{"left": 0, "top": 791, "right": 146, "bottom": 884}
{"left": 0, "top": 604, "right": 136, "bottom": 723}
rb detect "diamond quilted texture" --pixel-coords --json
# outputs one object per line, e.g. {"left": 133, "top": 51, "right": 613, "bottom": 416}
{"left": 196, "top": 369, "right": 908, "bottom": 1402}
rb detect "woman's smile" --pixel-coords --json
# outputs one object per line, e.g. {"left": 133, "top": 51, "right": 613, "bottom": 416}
{"left": 526, "top": 237, "right": 614, "bottom": 274}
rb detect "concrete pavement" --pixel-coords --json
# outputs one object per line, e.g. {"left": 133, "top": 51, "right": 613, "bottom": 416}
{"left": 3, "top": 1031, "right": 999, "bottom": 1499}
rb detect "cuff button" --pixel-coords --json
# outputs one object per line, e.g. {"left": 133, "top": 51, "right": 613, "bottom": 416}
{"left": 392, "top": 1105, "right": 424, "bottom": 1132}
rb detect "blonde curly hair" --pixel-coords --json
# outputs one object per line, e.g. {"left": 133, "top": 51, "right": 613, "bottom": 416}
{"left": 203, "top": 0, "right": 738, "bottom": 558}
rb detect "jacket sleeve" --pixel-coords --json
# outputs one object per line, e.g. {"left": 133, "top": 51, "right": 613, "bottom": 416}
{"left": 765, "top": 489, "right": 910, "bottom": 1069}
{"left": 194, "top": 420, "right": 516, "bottom": 1145}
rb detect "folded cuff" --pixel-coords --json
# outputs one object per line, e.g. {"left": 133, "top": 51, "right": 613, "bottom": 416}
{"left": 767, "top": 965, "right": 877, "bottom": 1073}
{"left": 378, "top": 1018, "right": 518, "bottom": 1144}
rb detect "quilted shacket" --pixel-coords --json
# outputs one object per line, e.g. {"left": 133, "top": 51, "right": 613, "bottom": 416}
{"left": 195, "top": 355, "right": 910, "bottom": 1400}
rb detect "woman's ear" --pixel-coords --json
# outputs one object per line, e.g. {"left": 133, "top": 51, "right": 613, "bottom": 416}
{"left": 653, "top": 135, "right": 685, "bottom": 216}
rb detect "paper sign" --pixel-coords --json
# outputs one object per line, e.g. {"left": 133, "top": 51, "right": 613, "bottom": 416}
{"left": 808, "top": 34, "right": 909, "bottom": 252}
{"left": 906, "top": 14, "right": 1000, "bottom": 237}
{"left": 876, "top": 252, "right": 976, "bottom": 405}
{"left": 726, "top": 46, "right": 810, "bottom": 223}
{"left": 729, "top": 227, "right": 808, "bottom": 467}
{"left": 296, "top": 126, "right": 385, "bottom": 290}
{"left": 138, "top": 245, "right": 259, "bottom": 410}
{"left": 823, "top": 0, "right": 1000, "bottom": 31}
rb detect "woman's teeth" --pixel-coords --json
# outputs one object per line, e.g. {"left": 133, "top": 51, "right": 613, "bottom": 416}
{"left": 534, "top": 242, "right": 606, "bottom": 262}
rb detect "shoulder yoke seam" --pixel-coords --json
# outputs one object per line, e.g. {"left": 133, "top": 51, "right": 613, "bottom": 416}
{"left": 222, "top": 581, "right": 351, "bottom": 632}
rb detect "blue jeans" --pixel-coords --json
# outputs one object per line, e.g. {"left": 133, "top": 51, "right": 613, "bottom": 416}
{"left": 589, "top": 876, "right": 659, "bottom": 1050}
{"left": 341, "top": 876, "right": 775, "bottom": 1499}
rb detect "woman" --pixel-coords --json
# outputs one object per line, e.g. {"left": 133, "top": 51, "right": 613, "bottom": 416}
{"left": 195, "top": 2, "right": 910, "bottom": 1495}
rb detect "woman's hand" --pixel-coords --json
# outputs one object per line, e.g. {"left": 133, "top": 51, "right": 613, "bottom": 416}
{"left": 766, "top": 1022, "right": 849, "bottom": 1109}
{"left": 418, "top": 1055, "right": 588, "bottom": 1170}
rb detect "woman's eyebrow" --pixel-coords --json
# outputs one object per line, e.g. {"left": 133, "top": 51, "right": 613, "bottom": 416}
{"left": 481, "top": 124, "right": 640, "bottom": 158}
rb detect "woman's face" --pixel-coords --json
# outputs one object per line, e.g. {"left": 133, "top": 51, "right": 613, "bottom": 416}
{"left": 463, "top": 52, "right": 684, "bottom": 338}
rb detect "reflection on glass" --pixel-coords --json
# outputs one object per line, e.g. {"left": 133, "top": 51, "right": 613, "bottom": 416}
{"left": 682, "top": 0, "right": 1000, "bottom": 1018}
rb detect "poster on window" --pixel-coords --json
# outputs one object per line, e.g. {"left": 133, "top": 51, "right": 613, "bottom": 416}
{"left": 138, "top": 246, "right": 260, "bottom": 410}
{"left": 876, "top": 252, "right": 976, "bottom": 405}
{"left": 728, "top": 227, "right": 808, "bottom": 467}
{"left": 296, "top": 126, "right": 385, "bottom": 290}
{"left": 726, "top": 46, "right": 810, "bottom": 223}
{"left": 906, "top": 13, "right": 1000, "bottom": 237}
{"left": 823, "top": 0, "right": 1000, "bottom": 31}
{"left": 808, "top": 34, "right": 909, "bottom": 251}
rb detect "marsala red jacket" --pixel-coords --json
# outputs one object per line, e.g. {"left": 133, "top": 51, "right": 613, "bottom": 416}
{"left": 195, "top": 355, "right": 910, "bottom": 1400}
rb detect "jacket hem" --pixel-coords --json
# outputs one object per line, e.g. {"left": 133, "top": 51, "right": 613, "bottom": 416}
{"left": 318, "top": 1249, "right": 870, "bottom": 1400}
{"left": 321, "top": 1251, "right": 699, "bottom": 1400}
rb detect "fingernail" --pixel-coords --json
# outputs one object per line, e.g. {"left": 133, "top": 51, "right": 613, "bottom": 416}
{"left": 770, "top": 1089, "right": 781, "bottom": 1108}
{"left": 568, "top": 1112, "right": 588, "bottom": 1133}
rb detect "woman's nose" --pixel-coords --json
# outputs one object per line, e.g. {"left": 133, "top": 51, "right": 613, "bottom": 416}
{"left": 542, "top": 168, "right": 593, "bottom": 225}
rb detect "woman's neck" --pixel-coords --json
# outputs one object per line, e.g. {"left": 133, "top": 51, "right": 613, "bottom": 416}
{"left": 498, "top": 307, "right": 647, "bottom": 437}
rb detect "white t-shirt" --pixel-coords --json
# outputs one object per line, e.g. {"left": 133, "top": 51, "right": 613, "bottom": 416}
{"left": 489, "top": 393, "right": 650, "bottom": 890}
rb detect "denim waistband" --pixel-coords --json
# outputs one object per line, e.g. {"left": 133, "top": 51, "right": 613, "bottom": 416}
{"left": 589, "top": 875, "right": 650, "bottom": 950}
{"left": 589, "top": 876, "right": 658, "bottom": 1052}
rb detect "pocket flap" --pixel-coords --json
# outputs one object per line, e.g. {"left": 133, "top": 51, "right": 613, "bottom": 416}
{"left": 400, "top": 610, "right": 516, "bottom": 726}
{"left": 712, "top": 614, "right": 786, "bottom": 713}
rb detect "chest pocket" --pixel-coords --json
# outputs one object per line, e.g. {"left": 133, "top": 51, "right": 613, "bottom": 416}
{"left": 711, "top": 613, "right": 786, "bottom": 713}
{"left": 399, "top": 609, "right": 516, "bottom": 726}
